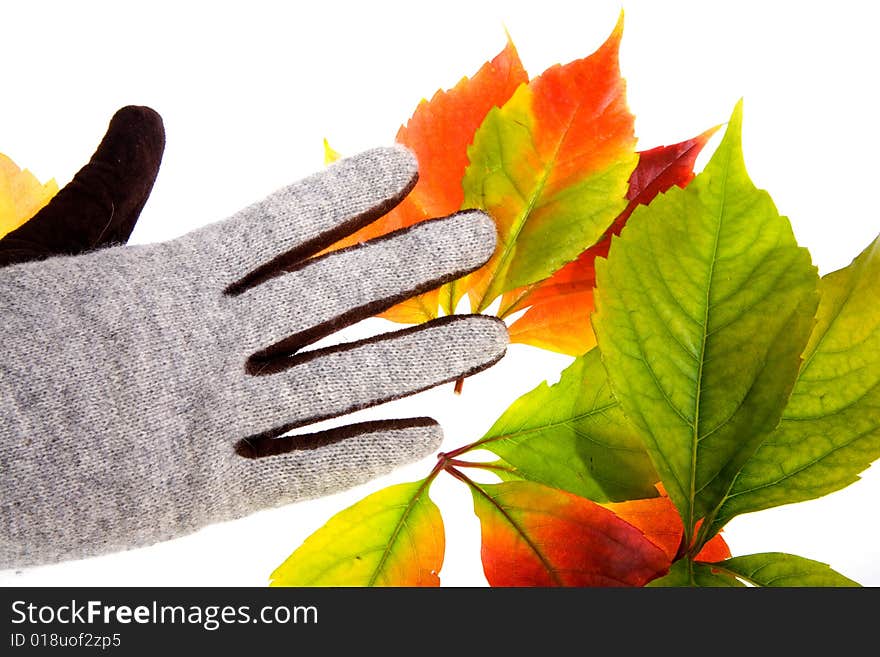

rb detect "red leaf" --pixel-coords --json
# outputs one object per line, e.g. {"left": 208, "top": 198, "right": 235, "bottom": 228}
{"left": 469, "top": 479, "right": 670, "bottom": 586}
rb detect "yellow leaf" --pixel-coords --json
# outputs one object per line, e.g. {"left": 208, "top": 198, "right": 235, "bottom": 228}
{"left": 0, "top": 153, "right": 58, "bottom": 239}
{"left": 323, "top": 139, "right": 341, "bottom": 165}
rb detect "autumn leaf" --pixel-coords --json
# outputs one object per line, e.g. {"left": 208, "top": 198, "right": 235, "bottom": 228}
{"left": 501, "top": 128, "right": 719, "bottom": 355}
{"left": 448, "top": 14, "right": 637, "bottom": 315}
{"left": 604, "top": 493, "right": 730, "bottom": 563}
{"left": 464, "top": 478, "right": 669, "bottom": 586}
{"left": 708, "top": 233, "right": 880, "bottom": 535}
{"left": 0, "top": 153, "right": 58, "bottom": 239}
{"left": 324, "top": 39, "right": 527, "bottom": 324}
{"left": 593, "top": 100, "right": 819, "bottom": 550}
{"left": 270, "top": 480, "right": 443, "bottom": 586}
{"left": 691, "top": 527, "right": 732, "bottom": 564}
{"left": 322, "top": 138, "right": 341, "bottom": 166}
{"left": 321, "top": 16, "right": 640, "bottom": 349}
{"left": 471, "top": 347, "right": 658, "bottom": 502}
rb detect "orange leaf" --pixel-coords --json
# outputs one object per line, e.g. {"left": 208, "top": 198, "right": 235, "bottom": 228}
{"left": 604, "top": 490, "right": 730, "bottom": 563}
{"left": 694, "top": 533, "right": 732, "bottom": 563}
{"left": 503, "top": 127, "right": 719, "bottom": 355}
{"left": 324, "top": 40, "right": 527, "bottom": 323}
{"left": 470, "top": 479, "right": 669, "bottom": 586}
{"left": 604, "top": 496, "right": 682, "bottom": 561}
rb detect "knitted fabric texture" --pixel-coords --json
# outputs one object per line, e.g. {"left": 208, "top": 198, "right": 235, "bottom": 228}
{"left": 0, "top": 146, "right": 507, "bottom": 568}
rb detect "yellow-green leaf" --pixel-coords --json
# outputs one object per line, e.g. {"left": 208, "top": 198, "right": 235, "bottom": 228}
{"left": 711, "top": 234, "right": 880, "bottom": 532}
{"left": 270, "top": 480, "right": 443, "bottom": 586}
{"left": 708, "top": 553, "right": 860, "bottom": 587}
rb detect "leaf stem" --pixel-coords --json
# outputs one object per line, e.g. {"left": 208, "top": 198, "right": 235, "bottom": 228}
{"left": 437, "top": 441, "right": 484, "bottom": 461}
{"left": 446, "top": 458, "right": 517, "bottom": 474}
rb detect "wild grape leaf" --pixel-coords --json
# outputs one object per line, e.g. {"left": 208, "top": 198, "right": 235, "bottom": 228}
{"left": 647, "top": 559, "right": 744, "bottom": 587}
{"left": 323, "top": 39, "right": 527, "bottom": 324}
{"left": 604, "top": 492, "right": 730, "bottom": 562}
{"left": 473, "top": 347, "right": 658, "bottom": 502}
{"left": 270, "top": 480, "right": 443, "bottom": 586}
{"left": 448, "top": 14, "right": 638, "bottom": 314}
{"left": 501, "top": 128, "right": 719, "bottom": 355}
{"left": 706, "top": 553, "right": 860, "bottom": 587}
{"left": 0, "top": 152, "right": 58, "bottom": 238}
{"left": 468, "top": 479, "right": 669, "bottom": 586}
{"left": 593, "top": 101, "right": 819, "bottom": 547}
{"left": 710, "top": 235, "right": 880, "bottom": 533}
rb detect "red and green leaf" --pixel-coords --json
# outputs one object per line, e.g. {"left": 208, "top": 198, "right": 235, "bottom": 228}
{"left": 500, "top": 128, "right": 719, "bottom": 355}
{"left": 447, "top": 15, "right": 637, "bottom": 314}
{"left": 270, "top": 480, "right": 444, "bottom": 586}
{"left": 321, "top": 17, "right": 645, "bottom": 350}
{"left": 466, "top": 479, "right": 670, "bottom": 586}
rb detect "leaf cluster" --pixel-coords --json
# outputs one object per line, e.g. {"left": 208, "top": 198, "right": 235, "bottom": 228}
{"left": 272, "top": 19, "right": 877, "bottom": 588}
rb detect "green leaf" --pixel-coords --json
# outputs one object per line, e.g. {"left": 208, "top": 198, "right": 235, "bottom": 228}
{"left": 712, "top": 235, "right": 880, "bottom": 530}
{"left": 708, "top": 553, "right": 860, "bottom": 587}
{"left": 646, "top": 559, "right": 744, "bottom": 587}
{"left": 269, "top": 480, "right": 444, "bottom": 586}
{"left": 472, "top": 348, "right": 658, "bottom": 502}
{"left": 593, "top": 100, "right": 819, "bottom": 544}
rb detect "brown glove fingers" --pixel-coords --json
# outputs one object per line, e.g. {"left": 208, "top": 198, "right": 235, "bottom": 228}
{"left": 0, "top": 106, "right": 165, "bottom": 267}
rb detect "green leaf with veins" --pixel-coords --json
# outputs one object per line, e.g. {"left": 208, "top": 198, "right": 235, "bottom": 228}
{"left": 707, "top": 553, "right": 860, "bottom": 587}
{"left": 472, "top": 348, "right": 658, "bottom": 502}
{"left": 710, "top": 235, "right": 880, "bottom": 534}
{"left": 593, "top": 100, "right": 819, "bottom": 547}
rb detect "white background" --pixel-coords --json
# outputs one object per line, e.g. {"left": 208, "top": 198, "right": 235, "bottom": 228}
{"left": 2, "top": 0, "right": 878, "bottom": 586}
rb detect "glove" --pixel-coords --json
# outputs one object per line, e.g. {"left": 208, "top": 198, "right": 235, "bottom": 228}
{"left": 0, "top": 105, "right": 165, "bottom": 267}
{"left": 0, "top": 146, "right": 507, "bottom": 568}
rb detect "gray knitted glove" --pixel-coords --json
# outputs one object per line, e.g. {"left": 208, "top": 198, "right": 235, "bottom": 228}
{"left": 0, "top": 146, "right": 507, "bottom": 569}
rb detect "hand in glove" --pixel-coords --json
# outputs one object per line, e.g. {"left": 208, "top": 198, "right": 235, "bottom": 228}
{"left": 0, "top": 146, "right": 506, "bottom": 569}
{"left": 0, "top": 105, "right": 165, "bottom": 267}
